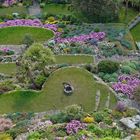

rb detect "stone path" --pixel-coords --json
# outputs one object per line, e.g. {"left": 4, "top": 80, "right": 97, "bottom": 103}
{"left": 128, "top": 14, "right": 140, "bottom": 30}
{"left": 28, "top": 0, "right": 41, "bottom": 16}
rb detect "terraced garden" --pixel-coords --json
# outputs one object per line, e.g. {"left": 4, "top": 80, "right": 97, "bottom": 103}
{"left": 0, "top": 0, "right": 140, "bottom": 139}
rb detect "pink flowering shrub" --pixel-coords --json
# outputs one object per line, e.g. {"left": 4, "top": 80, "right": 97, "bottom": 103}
{"left": 112, "top": 75, "right": 140, "bottom": 97}
{"left": 66, "top": 120, "right": 86, "bottom": 134}
{"left": 0, "top": 118, "right": 13, "bottom": 132}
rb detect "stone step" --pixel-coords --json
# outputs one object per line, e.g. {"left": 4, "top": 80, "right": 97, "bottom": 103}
{"left": 94, "top": 90, "right": 101, "bottom": 111}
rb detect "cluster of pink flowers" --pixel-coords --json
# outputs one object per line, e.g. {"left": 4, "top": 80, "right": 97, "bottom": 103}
{"left": 66, "top": 120, "right": 86, "bottom": 134}
{"left": 0, "top": 19, "right": 58, "bottom": 32}
{"left": 112, "top": 75, "right": 140, "bottom": 97}
{"left": 55, "top": 32, "right": 105, "bottom": 43}
{"left": 3, "top": 0, "right": 16, "bottom": 7}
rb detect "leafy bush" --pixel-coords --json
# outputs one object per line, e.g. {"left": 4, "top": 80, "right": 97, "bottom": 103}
{"left": 121, "top": 66, "right": 133, "bottom": 74}
{"left": 64, "top": 105, "right": 84, "bottom": 121}
{"left": 49, "top": 112, "right": 68, "bottom": 123}
{"left": 27, "top": 132, "right": 42, "bottom": 140}
{"left": 98, "top": 60, "right": 120, "bottom": 74}
{"left": 34, "top": 74, "right": 46, "bottom": 89}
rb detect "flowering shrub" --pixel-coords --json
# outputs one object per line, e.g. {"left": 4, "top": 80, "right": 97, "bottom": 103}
{"left": 0, "top": 118, "right": 13, "bottom": 132}
{"left": 0, "top": 48, "right": 14, "bottom": 56}
{"left": 3, "top": 0, "right": 16, "bottom": 7}
{"left": 115, "top": 101, "right": 126, "bottom": 112}
{"left": 112, "top": 75, "right": 140, "bottom": 97}
{"left": 66, "top": 120, "right": 86, "bottom": 134}
{"left": 83, "top": 116, "right": 94, "bottom": 123}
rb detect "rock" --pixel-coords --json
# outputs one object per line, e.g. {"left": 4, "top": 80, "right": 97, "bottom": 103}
{"left": 120, "top": 115, "right": 140, "bottom": 129}
{"left": 120, "top": 118, "right": 136, "bottom": 129}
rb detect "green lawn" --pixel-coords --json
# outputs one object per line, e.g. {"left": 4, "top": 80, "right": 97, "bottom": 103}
{"left": 55, "top": 55, "right": 94, "bottom": 64}
{"left": 118, "top": 7, "right": 139, "bottom": 23}
{"left": 0, "top": 63, "right": 16, "bottom": 75}
{"left": 0, "top": 67, "right": 116, "bottom": 113}
{"left": 0, "top": 6, "right": 27, "bottom": 16}
{"left": 131, "top": 23, "right": 140, "bottom": 41}
{"left": 42, "top": 4, "right": 72, "bottom": 15}
{"left": 0, "top": 26, "right": 54, "bottom": 45}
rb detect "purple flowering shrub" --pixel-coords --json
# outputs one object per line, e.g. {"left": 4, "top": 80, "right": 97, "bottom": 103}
{"left": 3, "top": 0, "right": 16, "bottom": 7}
{"left": 55, "top": 32, "right": 105, "bottom": 43}
{"left": 115, "top": 101, "right": 126, "bottom": 112}
{"left": 112, "top": 75, "right": 140, "bottom": 97}
{"left": 66, "top": 120, "right": 86, "bottom": 135}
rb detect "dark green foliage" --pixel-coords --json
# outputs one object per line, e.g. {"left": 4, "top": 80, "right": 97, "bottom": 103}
{"left": 34, "top": 74, "right": 47, "bottom": 89}
{"left": 71, "top": 0, "right": 119, "bottom": 22}
{"left": 98, "top": 60, "right": 120, "bottom": 74}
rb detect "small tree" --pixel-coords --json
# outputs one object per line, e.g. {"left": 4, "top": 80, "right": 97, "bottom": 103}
{"left": 22, "top": 34, "right": 34, "bottom": 47}
{"left": 18, "top": 43, "right": 55, "bottom": 89}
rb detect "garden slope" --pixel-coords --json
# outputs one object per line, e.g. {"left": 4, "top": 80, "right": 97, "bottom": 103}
{"left": 0, "top": 67, "right": 116, "bottom": 114}
{"left": 0, "top": 26, "right": 54, "bottom": 45}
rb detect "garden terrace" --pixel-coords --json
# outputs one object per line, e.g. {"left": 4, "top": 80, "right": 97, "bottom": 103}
{"left": 55, "top": 55, "right": 94, "bottom": 64}
{"left": 0, "top": 67, "right": 116, "bottom": 114}
{"left": 42, "top": 4, "right": 72, "bottom": 15}
{"left": 0, "top": 26, "right": 54, "bottom": 44}
{"left": 0, "top": 5, "right": 27, "bottom": 16}
{"left": 0, "top": 63, "right": 16, "bottom": 75}
{"left": 131, "top": 23, "right": 140, "bottom": 42}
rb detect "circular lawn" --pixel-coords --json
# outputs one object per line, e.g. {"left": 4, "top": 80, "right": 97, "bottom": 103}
{"left": 0, "top": 26, "right": 54, "bottom": 45}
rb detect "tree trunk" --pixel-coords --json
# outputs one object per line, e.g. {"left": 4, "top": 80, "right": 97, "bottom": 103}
{"left": 125, "top": 0, "right": 128, "bottom": 17}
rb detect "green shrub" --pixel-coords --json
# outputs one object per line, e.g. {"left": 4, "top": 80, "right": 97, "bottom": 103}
{"left": 64, "top": 104, "right": 84, "bottom": 121}
{"left": 27, "top": 132, "right": 42, "bottom": 140}
{"left": 94, "top": 27, "right": 100, "bottom": 32}
{"left": 40, "top": 3, "right": 45, "bottom": 8}
{"left": 121, "top": 66, "right": 133, "bottom": 74}
{"left": 49, "top": 112, "right": 68, "bottom": 123}
{"left": 34, "top": 74, "right": 46, "bottom": 88}
{"left": 98, "top": 60, "right": 119, "bottom": 74}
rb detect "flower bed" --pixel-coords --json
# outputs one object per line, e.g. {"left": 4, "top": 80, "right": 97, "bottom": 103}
{"left": 0, "top": 19, "right": 106, "bottom": 44}
{"left": 0, "top": 19, "right": 58, "bottom": 33}
{"left": 56, "top": 32, "right": 106, "bottom": 43}
{"left": 112, "top": 75, "right": 140, "bottom": 97}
